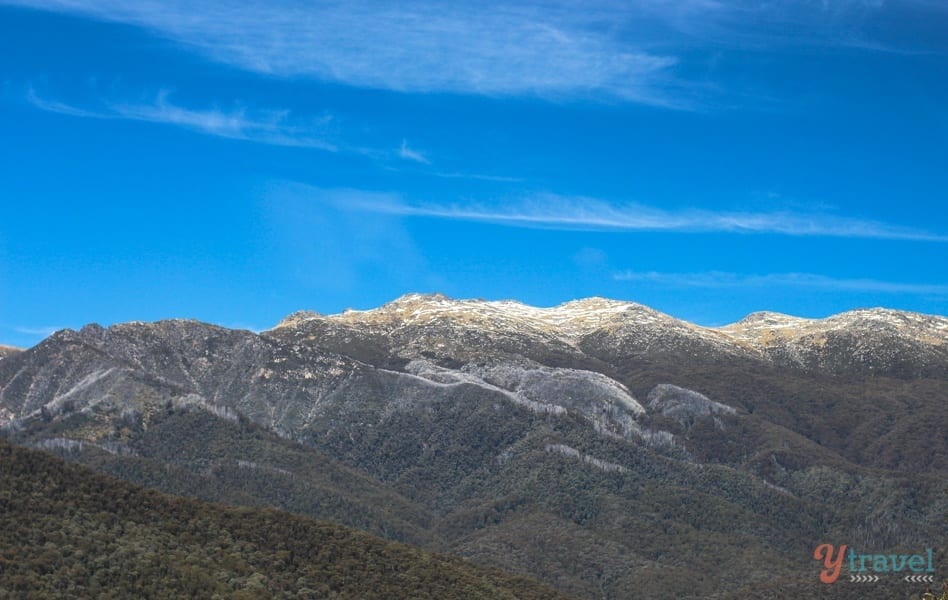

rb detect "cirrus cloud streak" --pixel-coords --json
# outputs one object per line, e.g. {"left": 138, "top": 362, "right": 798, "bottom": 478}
{"left": 613, "top": 270, "right": 948, "bottom": 296}
{"left": 26, "top": 88, "right": 338, "bottom": 150}
{"left": 5, "top": 0, "right": 682, "bottom": 104}
{"left": 313, "top": 187, "right": 947, "bottom": 241}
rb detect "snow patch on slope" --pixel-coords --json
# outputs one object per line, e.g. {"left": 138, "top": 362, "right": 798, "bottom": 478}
{"left": 403, "top": 360, "right": 566, "bottom": 415}
{"left": 545, "top": 443, "right": 627, "bottom": 473}
{"left": 647, "top": 384, "right": 735, "bottom": 427}
{"left": 403, "top": 359, "right": 654, "bottom": 441}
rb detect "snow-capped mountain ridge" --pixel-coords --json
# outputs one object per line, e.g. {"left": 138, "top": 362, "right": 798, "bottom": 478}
{"left": 2, "top": 292, "right": 947, "bottom": 600}
{"left": 0, "top": 345, "right": 22, "bottom": 362}
{"left": 279, "top": 293, "right": 698, "bottom": 342}
{"left": 276, "top": 293, "right": 947, "bottom": 352}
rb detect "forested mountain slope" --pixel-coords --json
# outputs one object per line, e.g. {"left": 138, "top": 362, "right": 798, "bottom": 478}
{"left": 0, "top": 438, "right": 570, "bottom": 599}
{"left": 2, "top": 295, "right": 945, "bottom": 598}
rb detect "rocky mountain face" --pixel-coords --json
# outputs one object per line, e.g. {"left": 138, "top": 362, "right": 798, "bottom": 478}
{"left": 1, "top": 294, "right": 946, "bottom": 599}
{"left": 0, "top": 344, "right": 21, "bottom": 360}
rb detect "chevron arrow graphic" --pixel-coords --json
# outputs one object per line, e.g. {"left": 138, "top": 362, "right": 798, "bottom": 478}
{"left": 904, "top": 575, "right": 935, "bottom": 583}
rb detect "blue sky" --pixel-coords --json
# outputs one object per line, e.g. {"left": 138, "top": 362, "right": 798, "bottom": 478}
{"left": 2, "top": 0, "right": 947, "bottom": 347}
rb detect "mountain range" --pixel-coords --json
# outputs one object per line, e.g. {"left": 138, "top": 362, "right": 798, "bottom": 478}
{"left": 1, "top": 294, "right": 946, "bottom": 598}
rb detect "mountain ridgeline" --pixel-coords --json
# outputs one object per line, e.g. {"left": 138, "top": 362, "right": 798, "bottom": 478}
{"left": 1, "top": 294, "right": 946, "bottom": 599}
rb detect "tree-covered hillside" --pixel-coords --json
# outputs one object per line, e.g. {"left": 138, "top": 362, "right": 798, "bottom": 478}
{"left": 0, "top": 438, "right": 571, "bottom": 599}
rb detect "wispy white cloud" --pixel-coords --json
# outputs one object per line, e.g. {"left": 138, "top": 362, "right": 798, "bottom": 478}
{"left": 431, "top": 171, "right": 523, "bottom": 183}
{"left": 4, "top": 0, "right": 921, "bottom": 105}
{"left": 314, "top": 188, "right": 947, "bottom": 241}
{"left": 14, "top": 325, "right": 64, "bottom": 338}
{"left": 398, "top": 139, "right": 430, "bottom": 164}
{"left": 613, "top": 270, "right": 948, "bottom": 296}
{"left": 26, "top": 88, "right": 494, "bottom": 170}
{"left": 4, "top": 0, "right": 685, "bottom": 105}
{"left": 654, "top": 0, "right": 929, "bottom": 54}
{"left": 223, "top": 322, "right": 264, "bottom": 334}
{"left": 24, "top": 90, "right": 103, "bottom": 118}
{"left": 26, "top": 88, "right": 337, "bottom": 150}
{"left": 264, "top": 183, "right": 431, "bottom": 296}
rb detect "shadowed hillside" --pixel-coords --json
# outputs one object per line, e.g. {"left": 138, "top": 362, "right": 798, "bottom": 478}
{"left": 0, "top": 438, "right": 571, "bottom": 599}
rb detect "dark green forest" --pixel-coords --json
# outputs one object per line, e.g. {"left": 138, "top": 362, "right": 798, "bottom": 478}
{"left": 0, "top": 439, "right": 569, "bottom": 599}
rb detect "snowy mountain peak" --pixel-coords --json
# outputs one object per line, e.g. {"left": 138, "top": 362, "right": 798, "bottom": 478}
{"left": 720, "top": 306, "right": 948, "bottom": 343}
{"left": 0, "top": 345, "right": 22, "bottom": 360}
{"left": 267, "top": 294, "right": 948, "bottom": 375}
{"left": 316, "top": 294, "right": 686, "bottom": 342}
